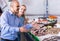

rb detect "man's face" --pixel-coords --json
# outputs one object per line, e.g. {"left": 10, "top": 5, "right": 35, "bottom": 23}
{"left": 13, "top": 2, "right": 19, "bottom": 15}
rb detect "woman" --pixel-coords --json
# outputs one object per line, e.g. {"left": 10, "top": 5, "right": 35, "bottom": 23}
{"left": 17, "top": 5, "right": 29, "bottom": 41}
{"left": 18, "top": 5, "right": 28, "bottom": 25}
{"left": 17, "top": 5, "right": 35, "bottom": 41}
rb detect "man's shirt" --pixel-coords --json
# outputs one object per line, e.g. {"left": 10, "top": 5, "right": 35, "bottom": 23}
{"left": 0, "top": 10, "right": 20, "bottom": 40}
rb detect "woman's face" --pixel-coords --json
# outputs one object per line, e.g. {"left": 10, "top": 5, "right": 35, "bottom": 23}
{"left": 17, "top": 6, "right": 26, "bottom": 17}
{"left": 20, "top": 6, "right": 26, "bottom": 14}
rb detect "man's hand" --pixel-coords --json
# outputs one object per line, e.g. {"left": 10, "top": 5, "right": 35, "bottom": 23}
{"left": 19, "top": 26, "right": 28, "bottom": 32}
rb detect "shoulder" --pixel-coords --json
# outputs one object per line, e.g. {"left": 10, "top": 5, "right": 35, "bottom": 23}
{"left": 1, "top": 11, "right": 10, "bottom": 16}
{"left": 1, "top": 11, "right": 10, "bottom": 19}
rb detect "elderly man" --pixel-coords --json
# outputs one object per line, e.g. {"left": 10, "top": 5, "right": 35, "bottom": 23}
{"left": 0, "top": 0, "right": 28, "bottom": 41}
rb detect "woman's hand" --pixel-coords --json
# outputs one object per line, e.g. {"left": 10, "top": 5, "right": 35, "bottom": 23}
{"left": 31, "top": 21, "right": 40, "bottom": 29}
{"left": 19, "top": 26, "right": 28, "bottom": 32}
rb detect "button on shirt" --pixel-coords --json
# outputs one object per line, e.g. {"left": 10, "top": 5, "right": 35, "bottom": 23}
{"left": 0, "top": 11, "right": 20, "bottom": 40}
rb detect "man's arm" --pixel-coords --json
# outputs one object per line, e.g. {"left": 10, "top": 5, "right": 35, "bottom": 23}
{"left": 0, "top": 12, "right": 28, "bottom": 33}
{"left": 0, "top": 12, "right": 19, "bottom": 34}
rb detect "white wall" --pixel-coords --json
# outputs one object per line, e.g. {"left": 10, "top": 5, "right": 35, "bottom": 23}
{"left": 1, "top": 0, "right": 60, "bottom": 15}
{"left": 1, "top": 0, "right": 10, "bottom": 11}
{"left": 23, "top": 0, "right": 45, "bottom": 15}
{"left": 23, "top": 0, "right": 60, "bottom": 15}
{"left": 48, "top": 0, "right": 60, "bottom": 15}
{"left": 2, "top": 0, "right": 46, "bottom": 15}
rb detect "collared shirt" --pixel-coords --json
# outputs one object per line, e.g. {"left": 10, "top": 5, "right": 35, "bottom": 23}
{"left": 18, "top": 17, "right": 24, "bottom": 27}
{"left": 0, "top": 10, "right": 20, "bottom": 40}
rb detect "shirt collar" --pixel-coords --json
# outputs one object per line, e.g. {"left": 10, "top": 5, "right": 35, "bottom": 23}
{"left": 9, "top": 10, "right": 14, "bottom": 15}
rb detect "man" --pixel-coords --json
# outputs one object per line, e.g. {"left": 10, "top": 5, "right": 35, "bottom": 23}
{"left": 0, "top": 0, "right": 28, "bottom": 41}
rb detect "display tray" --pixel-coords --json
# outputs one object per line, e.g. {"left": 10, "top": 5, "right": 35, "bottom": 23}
{"left": 38, "top": 34, "right": 60, "bottom": 41}
{"left": 31, "top": 28, "right": 60, "bottom": 41}
{"left": 46, "top": 28, "right": 60, "bottom": 34}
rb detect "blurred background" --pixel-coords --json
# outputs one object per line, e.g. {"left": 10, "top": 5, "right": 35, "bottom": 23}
{"left": 0, "top": 0, "right": 60, "bottom": 21}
